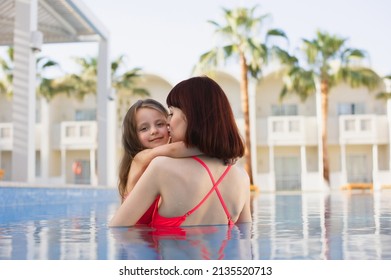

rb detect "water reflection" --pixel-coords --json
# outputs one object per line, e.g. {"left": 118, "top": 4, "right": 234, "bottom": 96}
{"left": 0, "top": 191, "right": 390, "bottom": 259}
{"left": 111, "top": 223, "right": 253, "bottom": 260}
{"left": 247, "top": 191, "right": 391, "bottom": 260}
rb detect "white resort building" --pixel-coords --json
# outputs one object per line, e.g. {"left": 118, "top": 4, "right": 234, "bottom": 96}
{"left": 1, "top": 70, "right": 390, "bottom": 192}
{"left": 1, "top": 0, "right": 390, "bottom": 193}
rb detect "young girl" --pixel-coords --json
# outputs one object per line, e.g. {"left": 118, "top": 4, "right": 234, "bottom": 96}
{"left": 118, "top": 99, "right": 200, "bottom": 224}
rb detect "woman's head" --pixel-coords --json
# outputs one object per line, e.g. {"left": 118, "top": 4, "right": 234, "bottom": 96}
{"left": 122, "top": 99, "right": 169, "bottom": 155}
{"left": 166, "top": 76, "right": 244, "bottom": 160}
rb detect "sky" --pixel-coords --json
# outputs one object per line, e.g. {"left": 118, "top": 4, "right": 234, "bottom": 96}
{"left": 19, "top": 0, "right": 391, "bottom": 84}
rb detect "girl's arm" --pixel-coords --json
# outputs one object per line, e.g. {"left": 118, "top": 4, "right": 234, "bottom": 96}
{"left": 123, "top": 142, "right": 201, "bottom": 201}
{"left": 110, "top": 159, "right": 163, "bottom": 226}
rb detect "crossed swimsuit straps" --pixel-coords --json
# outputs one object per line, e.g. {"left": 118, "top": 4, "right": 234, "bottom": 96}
{"left": 150, "top": 156, "right": 234, "bottom": 227}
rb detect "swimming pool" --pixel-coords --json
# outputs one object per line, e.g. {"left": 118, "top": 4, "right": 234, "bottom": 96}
{"left": 0, "top": 186, "right": 390, "bottom": 260}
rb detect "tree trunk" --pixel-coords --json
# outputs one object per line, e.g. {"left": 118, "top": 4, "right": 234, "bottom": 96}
{"left": 239, "top": 53, "right": 254, "bottom": 185}
{"left": 320, "top": 79, "right": 330, "bottom": 185}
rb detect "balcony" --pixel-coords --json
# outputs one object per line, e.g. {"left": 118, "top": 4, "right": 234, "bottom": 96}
{"left": 0, "top": 123, "right": 12, "bottom": 151}
{"left": 52, "top": 121, "right": 97, "bottom": 150}
{"left": 339, "top": 115, "right": 388, "bottom": 144}
{"left": 267, "top": 116, "right": 318, "bottom": 146}
{"left": 0, "top": 123, "right": 41, "bottom": 150}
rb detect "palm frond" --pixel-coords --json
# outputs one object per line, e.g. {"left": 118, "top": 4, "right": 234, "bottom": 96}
{"left": 195, "top": 5, "right": 288, "bottom": 80}
{"left": 338, "top": 67, "right": 381, "bottom": 90}
{"left": 266, "top": 28, "right": 287, "bottom": 40}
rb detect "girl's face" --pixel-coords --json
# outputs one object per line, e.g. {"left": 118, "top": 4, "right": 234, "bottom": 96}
{"left": 168, "top": 107, "right": 187, "bottom": 142}
{"left": 136, "top": 107, "right": 169, "bottom": 149}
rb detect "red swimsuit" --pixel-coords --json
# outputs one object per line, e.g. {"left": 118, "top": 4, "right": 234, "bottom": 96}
{"left": 150, "top": 156, "right": 234, "bottom": 227}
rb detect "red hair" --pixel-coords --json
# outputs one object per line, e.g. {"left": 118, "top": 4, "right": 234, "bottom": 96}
{"left": 166, "top": 76, "right": 244, "bottom": 160}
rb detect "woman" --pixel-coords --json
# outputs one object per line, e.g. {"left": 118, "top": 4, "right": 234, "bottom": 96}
{"left": 110, "top": 76, "right": 251, "bottom": 227}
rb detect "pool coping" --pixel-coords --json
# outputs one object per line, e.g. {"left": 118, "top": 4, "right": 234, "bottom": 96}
{"left": 0, "top": 180, "right": 113, "bottom": 190}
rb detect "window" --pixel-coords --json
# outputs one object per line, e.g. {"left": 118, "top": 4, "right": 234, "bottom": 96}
{"left": 75, "top": 109, "right": 96, "bottom": 121}
{"left": 275, "top": 156, "right": 301, "bottom": 191}
{"left": 0, "top": 127, "right": 11, "bottom": 138}
{"left": 338, "top": 103, "right": 365, "bottom": 115}
{"left": 73, "top": 160, "right": 91, "bottom": 184}
{"left": 271, "top": 104, "right": 298, "bottom": 116}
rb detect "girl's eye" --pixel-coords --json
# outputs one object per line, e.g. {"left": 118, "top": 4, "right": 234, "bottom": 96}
{"left": 139, "top": 127, "right": 148, "bottom": 132}
{"left": 157, "top": 122, "right": 165, "bottom": 127}
{"left": 168, "top": 113, "right": 173, "bottom": 119}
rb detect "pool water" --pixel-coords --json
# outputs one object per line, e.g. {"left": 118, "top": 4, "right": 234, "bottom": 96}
{"left": 0, "top": 187, "right": 390, "bottom": 260}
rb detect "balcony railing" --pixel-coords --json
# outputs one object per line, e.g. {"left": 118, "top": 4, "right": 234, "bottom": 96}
{"left": 0, "top": 123, "right": 42, "bottom": 150}
{"left": 56, "top": 121, "right": 98, "bottom": 149}
{"left": 0, "top": 123, "right": 12, "bottom": 150}
{"left": 267, "top": 116, "right": 318, "bottom": 146}
{"left": 339, "top": 115, "right": 388, "bottom": 144}
{"left": 1, "top": 121, "right": 98, "bottom": 150}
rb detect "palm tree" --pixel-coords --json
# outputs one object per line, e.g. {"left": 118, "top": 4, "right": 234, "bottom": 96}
{"left": 0, "top": 47, "right": 14, "bottom": 98}
{"left": 61, "top": 55, "right": 148, "bottom": 98}
{"left": 0, "top": 47, "right": 61, "bottom": 100}
{"left": 36, "top": 56, "right": 64, "bottom": 100}
{"left": 59, "top": 55, "right": 149, "bottom": 123}
{"left": 376, "top": 75, "right": 391, "bottom": 100}
{"left": 279, "top": 30, "right": 381, "bottom": 185}
{"left": 194, "top": 6, "right": 287, "bottom": 185}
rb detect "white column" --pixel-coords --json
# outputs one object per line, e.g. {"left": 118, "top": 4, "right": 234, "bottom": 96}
{"left": 97, "top": 39, "right": 115, "bottom": 187}
{"left": 340, "top": 143, "right": 347, "bottom": 185}
{"left": 372, "top": 144, "right": 380, "bottom": 190}
{"left": 269, "top": 145, "right": 275, "bottom": 191}
{"left": 248, "top": 79, "right": 258, "bottom": 186}
{"left": 61, "top": 148, "right": 66, "bottom": 184}
{"left": 12, "top": 0, "right": 38, "bottom": 183}
{"left": 90, "top": 148, "right": 97, "bottom": 186}
{"left": 387, "top": 99, "right": 391, "bottom": 172}
{"left": 300, "top": 145, "right": 307, "bottom": 190}
{"left": 40, "top": 98, "right": 49, "bottom": 181}
{"left": 315, "top": 79, "right": 326, "bottom": 189}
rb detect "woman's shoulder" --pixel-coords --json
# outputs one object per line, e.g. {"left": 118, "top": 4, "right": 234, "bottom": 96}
{"left": 229, "top": 164, "right": 250, "bottom": 183}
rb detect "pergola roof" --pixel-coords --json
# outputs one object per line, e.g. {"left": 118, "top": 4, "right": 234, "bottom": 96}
{"left": 0, "top": 0, "right": 109, "bottom": 46}
{"left": 2, "top": 0, "right": 115, "bottom": 186}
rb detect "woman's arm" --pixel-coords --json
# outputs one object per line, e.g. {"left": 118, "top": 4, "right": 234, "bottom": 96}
{"left": 123, "top": 142, "right": 201, "bottom": 200}
{"left": 236, "top": 174, "right": 252, "bottom": 224}
{"left": 236, "top": 194, "right": 252, "bottom": 223}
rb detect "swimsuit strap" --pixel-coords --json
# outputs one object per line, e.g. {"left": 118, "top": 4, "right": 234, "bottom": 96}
{"left": 188, "top": 156, "right": 233, "bottom": 224}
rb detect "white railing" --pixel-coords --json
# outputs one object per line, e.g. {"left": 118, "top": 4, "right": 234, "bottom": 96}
{"left": 2, "top": 121, "right": 99, "bottom": 150}
{"left": 267, "top": 116, "right": 318, "bottom": 146}
{"left": 59, "top": 121, "right": 97, "bottom": 149}
{"left": 339, "top": 115, "right": 388, "bottom": 144}
{"left": 0, "top": 123, "right": 12, "bottom": 150}
{"left": 376, "top": 171, "right": 391, "bottom": 190}
{"left": 0, "top": 123, "right": 43, "bottom": 150}
{"left": 35, "top": 124, "right": 41, "bottom": 149}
